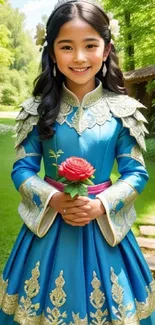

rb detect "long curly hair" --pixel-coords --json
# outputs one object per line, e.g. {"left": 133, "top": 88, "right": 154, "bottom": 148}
{"left": 33, "top": 1, "right": 126, "bottom": 139}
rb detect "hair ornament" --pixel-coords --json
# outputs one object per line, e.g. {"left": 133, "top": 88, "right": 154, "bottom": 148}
{"left": 34, "top": 23, "right": 48, "bottom": 51}
{"left": 107, "top": 12, "right": 120, "bottom": 40}
{"left": 34, "top": 0, "right": 120, "bottom": 50}
{"left": 54, "top": 0, "right": 103, "bottom": 11}
{"left": 54, "top": 1, "right": 120, "bottom": 40}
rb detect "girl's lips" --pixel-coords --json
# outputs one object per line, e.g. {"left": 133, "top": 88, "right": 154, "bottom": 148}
{"left": 69, "top": 67, "right": 90, "bottom": 75}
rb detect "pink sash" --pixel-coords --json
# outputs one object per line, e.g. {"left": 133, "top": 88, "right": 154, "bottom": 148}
{"left": 45, "top": 177, "right": 111, "bottom": 195}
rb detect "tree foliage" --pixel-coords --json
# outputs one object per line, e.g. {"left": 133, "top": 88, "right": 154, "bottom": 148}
{"left": 0, "top": 0, "right": 39, "bottom": 106}
{"left": 102, "top": 0, "right": 155, "bottom": 71}
{"left": 0, "top": 24, "right": 14, "bottom": 67}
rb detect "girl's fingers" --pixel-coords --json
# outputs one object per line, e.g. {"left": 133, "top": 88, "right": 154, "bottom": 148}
{"left": 62, "top": 213, "right": 90, "bottom": 221}
{"left": 62, "top": 195, "right": 89, "bottom": 204}
{"left": 64, "top": 219, "right": 90, "bottom": 226}
{"left": 63, "top": 207, "right": 90, "bottom": 215}
{"left": 62, "top": 203, "right": 91, "bottom": 211}
{"left": 65, "top": 217, "right": 90, "bottom": 223}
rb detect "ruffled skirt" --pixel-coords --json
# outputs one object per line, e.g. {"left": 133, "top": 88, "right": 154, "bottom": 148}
{"left": 0, "top": 215, "right": 155, "bottom": 325}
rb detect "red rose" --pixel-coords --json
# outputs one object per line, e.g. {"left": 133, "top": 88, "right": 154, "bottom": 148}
{"left": 58, "top": 157, "right": 95, "bottom": 181}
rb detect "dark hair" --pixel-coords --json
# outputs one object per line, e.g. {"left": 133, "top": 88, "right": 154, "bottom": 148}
{"left": 33, "top": 1, "right": 126, "bottom": 139}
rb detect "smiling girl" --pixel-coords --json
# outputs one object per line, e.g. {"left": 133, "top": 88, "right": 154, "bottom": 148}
{"left": 0, "top": 0, "right": 155, "bottom": 324}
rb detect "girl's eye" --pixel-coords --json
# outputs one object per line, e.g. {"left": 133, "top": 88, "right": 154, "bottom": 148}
{"left": 86, "top": 44, "right": 98, "bottom": 49}
{"left": 61, "top": 46, "right": 72, "bottom": 50}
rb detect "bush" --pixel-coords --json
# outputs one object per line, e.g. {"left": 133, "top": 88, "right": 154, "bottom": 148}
{"left": 1, "top": 84, "right": 19, "bottom": 105}
{"left": 143, "top": 138, "right": 155, "bottom": 162}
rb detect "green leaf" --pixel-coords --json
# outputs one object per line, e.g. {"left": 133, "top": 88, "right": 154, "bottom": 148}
{"left": 64, "top": 184, "right": 75, "bottom": 193}
{"left": 90, "top": 175, "right": 95, "bottom": 180}
{"left": 58, "top": 177, "right": 67, "bottom": 183}
{"left": 70, "top": 187, "right": 80, "bottom": 198}
{"left": 57, "top": 150, "right": 64, "bottom": 155}
{"left": 52, "top": 163, "right": 57, "bottom": 167}
{"left": 49, "top": 149, "right": 56, "bottom": 158}
{"left": 78, "top": 184, "right": 88, "bottom": 196}
{"left": 83, "top": 178, "right": 94, "bottom": 185}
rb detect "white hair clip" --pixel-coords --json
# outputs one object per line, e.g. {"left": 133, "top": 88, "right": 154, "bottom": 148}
{"left": 107, "top": 12, "right": 120, "bottom": 40}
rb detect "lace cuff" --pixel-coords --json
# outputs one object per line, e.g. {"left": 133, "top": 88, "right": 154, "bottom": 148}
{"left": 96, "top": 180, "right": 138, "bottom": 246}
{"left": 18, "top": 175, "right": 59, "bottom": 237}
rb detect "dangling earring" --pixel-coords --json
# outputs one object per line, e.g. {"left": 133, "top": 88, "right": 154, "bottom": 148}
{"left": 53, "top": 64, "right": 56, "bottom": 77}
{"left": 102, "top": 62, "right": 107, "bottom": 77}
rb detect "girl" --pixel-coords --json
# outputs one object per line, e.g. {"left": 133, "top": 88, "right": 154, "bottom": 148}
{"left": 0, "top": 0, "right": 155, "bottom": 324}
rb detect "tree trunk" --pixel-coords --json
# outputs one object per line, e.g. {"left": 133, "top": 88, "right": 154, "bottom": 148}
{"left": 124, "top": 10, "right": 135, "bottom": 71}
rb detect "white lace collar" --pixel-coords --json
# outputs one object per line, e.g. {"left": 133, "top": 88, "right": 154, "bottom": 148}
{"left": 61, "top": 79, "right": 104, "bottom": 108}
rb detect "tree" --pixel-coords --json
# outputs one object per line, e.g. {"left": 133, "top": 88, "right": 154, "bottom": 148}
{"left": 0, "top": 2, "right": 38, "bottom": 71}
{"left": 103, "top": 0, "right": 155, "bottom": 71}
{"left": 0, "top": 25, "right": 14, "bottom": 66}
{"left": 0, "top": 1, "right": 39, "bottom": 105}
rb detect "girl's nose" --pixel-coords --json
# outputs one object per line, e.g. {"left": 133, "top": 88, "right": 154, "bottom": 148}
{"left": 73, "top": 51, "right": 87, "bottom": 63}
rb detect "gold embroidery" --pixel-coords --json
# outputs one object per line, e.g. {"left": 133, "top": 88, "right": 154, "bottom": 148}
{"left": 111, "top": 268, "right": 137, "bottom": 323}
{"left": 96, "top": 179, "right": 138, "bottom": 246}
{"left": 15, "top": 145, "right": 42, "bottom": 162}
{"left": 15, "top": 114, "right": 39, "bottom": 149}
{"left": 2, "top": 293, "right": 18, "bottom": 315}
{"left": 15, "top": 80, "right": 147, "bottom": 150}
{"left": 58, "top": 81, "right": 147, "bottom": 150}
{"left": 0, "top": 275, "right": 19, "bottom": 315}
{"left": 1, "top": 264, "right": 155, "bottom": 324}
{"left": 61, "top": 80, "right": 104, "bottom": 108}
{"left": 117, "top": 145, "right": 145, "bottom": 167}
{"left": 136, "top": 279, "right": 155, "bottom": 319}
{"left": 45, "top": 270, "right": 67, "bottom": 324}
{"left": 18, "top": 175, "right": 58, "bottom": 236}
{"left": 0, "top": 276, "right": 8, "bottom": 307}
{"left": 90, "top": 272, "right": 108, "bottom": 324}
{"left": 14, "top": 261, "right": 41, "bottom": 324}
{"left": 69, "top": 313, "right": 88, "bottom": 325}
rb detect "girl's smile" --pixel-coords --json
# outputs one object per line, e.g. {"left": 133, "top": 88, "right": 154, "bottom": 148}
{"left": 69, "top": 66, "right": 91, "bottom": 75}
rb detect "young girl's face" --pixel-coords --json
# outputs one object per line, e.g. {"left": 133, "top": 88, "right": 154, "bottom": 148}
{"left": 53, "top": 18, "right": 109, "bottom": 91}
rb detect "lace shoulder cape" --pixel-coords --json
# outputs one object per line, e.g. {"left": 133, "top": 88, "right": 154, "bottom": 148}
{"left": 14, "top": 91, "right": 148, "bottom": 150}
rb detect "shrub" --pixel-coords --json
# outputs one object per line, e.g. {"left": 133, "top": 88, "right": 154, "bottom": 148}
{"left": 1, "top": 84, "right": 19, "bottom": 105}
{"left": 143, "top": 138, "right": 155, "bottom": 162}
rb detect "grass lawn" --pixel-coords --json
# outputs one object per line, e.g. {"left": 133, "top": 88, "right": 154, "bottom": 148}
{"left": 0, "top": 118, "right": 155, "bottom": 273}
{"left": 0, "top": 104, "right": 18, "bottom": 112}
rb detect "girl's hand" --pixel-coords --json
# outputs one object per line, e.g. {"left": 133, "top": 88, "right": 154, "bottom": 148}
{"left": 62, "top": 197, "right": 105, "bottom": 226}
{"left": 49, "top": 192, "right": 91, "bottom": 226}
{"left": 83, "top": 198, "right": 105, "bottom": 221}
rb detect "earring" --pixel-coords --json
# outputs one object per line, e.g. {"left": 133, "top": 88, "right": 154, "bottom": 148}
{"left": 102, "top": 62, "right": 107, "bottom": 77}
{"left": 53, "top": 64, "right": 56, "bottom": 77}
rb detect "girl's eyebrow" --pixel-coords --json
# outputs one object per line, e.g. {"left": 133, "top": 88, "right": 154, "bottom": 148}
{"left": 57, "top": 38, "right": 100, "bottom": 44}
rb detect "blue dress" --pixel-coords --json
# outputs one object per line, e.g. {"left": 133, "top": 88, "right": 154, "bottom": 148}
{"left": 0, "top": 81, "right": 155, "bottom": 324}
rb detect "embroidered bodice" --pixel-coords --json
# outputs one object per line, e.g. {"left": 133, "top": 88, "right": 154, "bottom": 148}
{"left": 15, "top": 80, "right": 148, "bottom": 151}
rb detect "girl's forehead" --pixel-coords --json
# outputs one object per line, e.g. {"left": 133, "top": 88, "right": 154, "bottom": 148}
{"left": 55, "top": 18, "right": 101, "bottom": 39}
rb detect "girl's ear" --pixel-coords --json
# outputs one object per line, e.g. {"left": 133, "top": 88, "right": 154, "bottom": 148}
{"left": 103, "top": 43, "right": 111, "bottom": 61}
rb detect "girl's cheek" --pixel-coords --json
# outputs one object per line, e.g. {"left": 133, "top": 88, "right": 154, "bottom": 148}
{"left": 89, "top": 53, "right": 102, "bottom": 60}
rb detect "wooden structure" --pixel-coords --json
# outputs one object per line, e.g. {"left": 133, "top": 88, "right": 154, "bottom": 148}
{"left": 124, "top": 65, "right": 155, "bottom": 115}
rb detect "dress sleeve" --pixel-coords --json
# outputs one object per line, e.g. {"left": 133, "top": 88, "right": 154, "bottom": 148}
{"left": 11, "top": 125, "right": 59, "bottom": 237}
{"left": 96, "top": 124, "right": 149, "bottom": 247}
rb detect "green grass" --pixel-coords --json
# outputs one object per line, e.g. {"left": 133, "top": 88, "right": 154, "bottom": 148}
{"left": 0, "top": 119, "right": 21, "bottom": 273}
{"left": 0, "top": 119, "right": 155, "bottom": 273}
{"left": 143, "top": 138, "right": 155, "bottom": 162}
{"left": 0, "top": 118, "right": 16, "bottom": 126}
{"left": 111, "top": 161, "right": 155, "bottom": 236}
{"left": 0, "top": 104, "right": 19, "bottom": 111}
